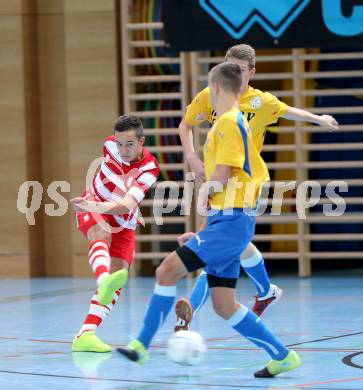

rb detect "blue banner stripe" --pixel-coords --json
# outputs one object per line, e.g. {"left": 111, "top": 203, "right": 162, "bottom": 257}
{"left": 237, "top": 111, "right": 252, "bottom": 176}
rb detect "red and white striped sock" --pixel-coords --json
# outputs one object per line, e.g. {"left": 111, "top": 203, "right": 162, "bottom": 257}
{"left": 88, "top": 240, "right": 111, "bottom": 286}
{"left": 77, "top": 289, "right": 121, "bottom": 337}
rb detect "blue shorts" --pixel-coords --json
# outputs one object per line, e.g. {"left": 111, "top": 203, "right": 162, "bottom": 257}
{"left": 184, "top": 209, "right": 256, "bottom": 279}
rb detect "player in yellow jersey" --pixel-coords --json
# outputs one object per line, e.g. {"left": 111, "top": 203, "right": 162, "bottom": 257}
{"left": 181, "top": 44, "right": 339, "bottom": 179}
{"left": 117, "top": 63, "right": 301, "bottom": 378}
{"left": 174, "top": 44, "right": 340, "bottom": 330}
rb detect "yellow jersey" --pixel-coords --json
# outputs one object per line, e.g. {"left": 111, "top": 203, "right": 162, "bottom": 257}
{"left": 204, "top": 109, "right": 270, "bottom": 210}
{"left": 185, "top": 86, "right": 288, "bottom": 152}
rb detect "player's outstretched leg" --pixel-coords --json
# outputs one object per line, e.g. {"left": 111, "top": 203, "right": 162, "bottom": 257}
{"left": 174, "top": 242, "right": 283, "bottom": 330}
{"left": 174, "top": 270, "right": 208, "bottom": 331}
{"left": 227, "top": 305, "right": 301, "bottom": 377}
{"left": 117, "top": 283, "right": 177, "bottom": 364}
{"left": 241, "top": 243, "right": 283, "bottom": 316}
{"left": 72, "top": 288, "right": 122, "bottom": 352}
{"left": 97, "top": 269, "right": 128, "bottom": 305}
{"left": 88, "top": 240, "right": 111, "bottom": 286}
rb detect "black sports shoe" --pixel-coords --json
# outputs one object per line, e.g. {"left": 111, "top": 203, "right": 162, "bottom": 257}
{"left": 116, "top": 339, "right": 148, "bottom": 364}
{"left": 254, "top": 350, "right": 301, "bottom": 378}
{"left": 254, "top": 367, "right": 274, "bottom": 378}
{"left": 116, "top": 347, "right": 139, "bottom": 362}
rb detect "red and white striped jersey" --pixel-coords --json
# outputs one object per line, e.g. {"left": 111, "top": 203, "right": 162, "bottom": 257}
{"left": 90, "top": 135, "right": 159, "bottom": 230}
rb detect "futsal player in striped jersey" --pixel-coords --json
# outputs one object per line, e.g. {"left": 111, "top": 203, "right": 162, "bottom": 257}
{"left": 70, "top": 115, "right": 159, "bottom": 353}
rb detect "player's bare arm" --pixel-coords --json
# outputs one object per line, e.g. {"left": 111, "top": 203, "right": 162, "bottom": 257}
{"left": 282, "top": 106, "right": 339, "bottom": 131}
{"left": 208, "top": 164, "right": 232, "bottom": 186}
{"left": 178, "top": 118, "right": 205, "bottom": 181}
{"left": 197, "top": 164, "right": 232, "bottom": 215}
{"left": 70, "top": 194, "right": 138, "bottom": 215}
{"left": 177, "top": 218, "right": 208, "bottom": 246}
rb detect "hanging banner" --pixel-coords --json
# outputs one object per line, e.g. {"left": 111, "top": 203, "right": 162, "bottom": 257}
{"left": 164, "top": 0, "right": 363, "bottom": 51}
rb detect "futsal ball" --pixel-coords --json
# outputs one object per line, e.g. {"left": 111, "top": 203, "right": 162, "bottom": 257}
{"left": 167, "top": 330, "right": 207, "bottom": 366}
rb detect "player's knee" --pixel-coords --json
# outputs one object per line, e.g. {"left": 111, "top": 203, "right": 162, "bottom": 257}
{"left": 156, "top": 253, "right": 187, "bottom": 285}
{"left": 212, "top": 304, "right": 229, "bottom": 319}
{"left": 155, "top": 264, "right": 166, "bottom": 284}
{"left": 156, "top": 262, "right": 175, "bottom": 285}
{"left": 212, "top": 301, "right": 231, "bottom": 319}
{"left": 110, "top": 258, "right": 129, "bottom": 273}
{"left": 87, "top": 225, "right": 111, "bottom": 243}
{"left": 240, "top": 242, "right": 258, "bottom": 260}
{"left": 212, "top": 295, "right": 239, "bottom": 319}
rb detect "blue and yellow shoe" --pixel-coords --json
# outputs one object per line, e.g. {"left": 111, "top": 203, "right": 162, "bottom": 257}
{"left": 254, "top": 350, "right": 301, "bottom": 378}
{"left": 72, "top": 331, "right": 112, "bottom": 353}
{"left": 97, "top": 269, "right": 128, "bottom": 305}
{"left": 116, "top": 339, "right": 148, "bottom": 364}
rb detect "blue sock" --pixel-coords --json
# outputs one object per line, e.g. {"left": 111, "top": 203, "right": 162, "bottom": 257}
{"left": 138, "top": 283, "right": 176, "bottom": 349}
{"left": 228, "top": 306, "right": 289, "bottom": 360}
{"left": 241, "top": 250, "right": 270, "bottom": 297}
{"left": 189, "top": 270, "right": 209, "bottom": 313}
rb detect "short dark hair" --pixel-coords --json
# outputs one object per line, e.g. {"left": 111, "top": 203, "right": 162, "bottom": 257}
{"left": 209, "top": 62, "right": 242, "bottom": 95}
{"left": 114, "top": 115, "right": 144, "bottom": 139}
